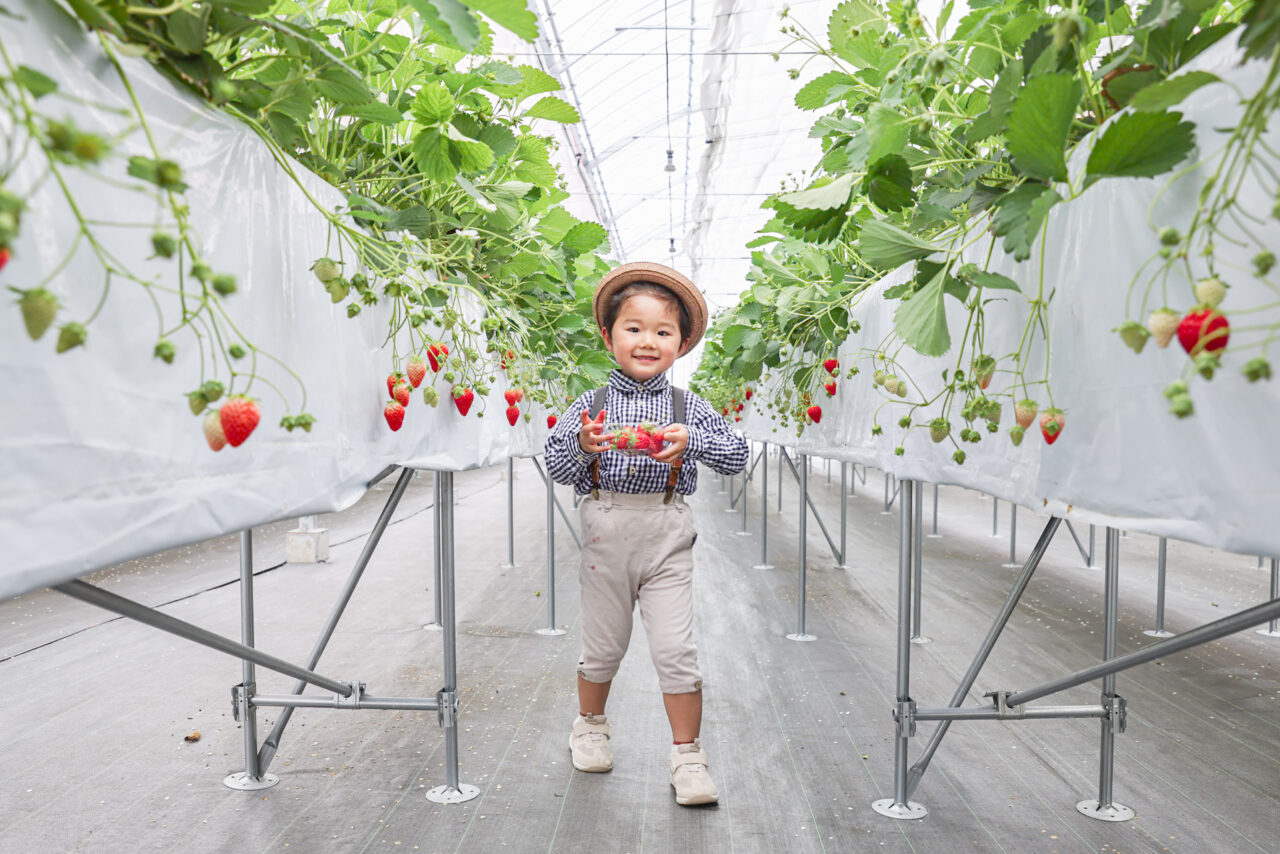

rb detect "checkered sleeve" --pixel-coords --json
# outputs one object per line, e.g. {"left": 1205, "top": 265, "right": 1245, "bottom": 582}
{"left": 682, "top": 391, "right": 748, "bottom": 475}
{"left": 543, "top": 392, "right": 594, "bottom": 486}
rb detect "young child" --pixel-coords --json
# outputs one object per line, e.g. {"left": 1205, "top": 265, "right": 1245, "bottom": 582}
{"left": 544, "top": 261, "right": 748, "bottom": 806}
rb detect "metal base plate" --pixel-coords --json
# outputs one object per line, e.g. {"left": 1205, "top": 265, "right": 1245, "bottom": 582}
{"left": 1076, "top": 799, "right": 1135, "bottom": 822}
{"left": 926, "top": 533, "right": 942, "bottom": 539}
{"left": 422, "top": 622, "right": 443, "bottom": 632}
{"left": 786, "top": 632, "right": 817, "bottom": 642}
{"left": 871, "top": 798, "right": 928, "bottom": 820}
{"left": 536, "top": 627, "right": 567, "bottom": 637}
{"left": 734, "top": 530, "right": 752, "bottom": 537}
{"left": 1001, "top": 562, "right": 1021, "bottom": 569}
{"left": 753, "top": 563, "right": 774, "bottom": 570}
{"left": 910, "top": 635, "right": 933, "bottom": 645}
{"left": 426, "top": 783, "right": 480, "bottom": 804}
{"left": 1255, "top": 628, "right": 1280, "bottom": 638}
{"left": 498, "top": 562, "right": 518, "bottom": 569}
{"left": 1143, "top": 629, "right": 1175, "bottom": 638}
{"left": 835, "top": 564, "right": 852, "bottom": 571}
{"left": 223, "top": 771, "right": 280, "bottom": 791}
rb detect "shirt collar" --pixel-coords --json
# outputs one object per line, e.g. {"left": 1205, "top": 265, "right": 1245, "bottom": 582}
{"left": 608, "top": 368, "right": 670, "bottom": 396}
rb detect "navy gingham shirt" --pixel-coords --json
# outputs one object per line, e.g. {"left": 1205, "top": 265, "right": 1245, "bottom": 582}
{"left": 545, "top": 370, "right": 749, "bottom": 496}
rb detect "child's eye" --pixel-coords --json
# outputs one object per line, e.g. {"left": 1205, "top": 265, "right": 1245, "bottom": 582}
{"left": 626, "top": 326, "right": 640, "bottom": 332}
{"left": 658, "top": 330, "right": 670, "bottom": 336}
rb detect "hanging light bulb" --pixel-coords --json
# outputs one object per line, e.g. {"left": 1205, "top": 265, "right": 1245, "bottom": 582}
{"left": 669, "top": 237, "right": 677, "bottom": 254}
{"left": 664, "top": 149, "right": 676, "bottom": 173}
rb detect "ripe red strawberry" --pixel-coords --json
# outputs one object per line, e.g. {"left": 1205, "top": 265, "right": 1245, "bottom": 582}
{"left": 393, "top": 381, "right": 411, "bottom": 406}
{"left": 735, "top": 416, "right": 741, "bottom": 422}
{"left": 632, "top": 433, "right": 652, "bottom": 451}
{"left": 504, "top": 389, "right": 519, "bottom": 406}
{"left": 506, "top": 404, "right": 520, "bottom": 426}
{"left": 384, "top": 400, "right": 405, "bottom": 431}
{"left": 723, "top": 406, "right": 730, "bottom": 415}
{"left": 427, "top": 342, "right": 449, "bottom": 372}
{"left": 387, "top": 372, "right": 404, "bottom": 398}
{"left": 615, "top": 429, "right": 632, "bottom": 450}
{"left": 0, "top": 246, "right": 10, "bottom": 273}
{"left": 406, "top": 357, "right": 427, "bottom": 388}
{"left": 1039, "top": 409, "right": 1064, "bottom": 445}
{"left": 514, "top": 388, "right": 524, "bottom": 403}
{"left": 807, "top": 404, "right": 822, "bottom": 423}
{"left": 453, "top": 387, "right": 474, "bottom": 416}
{"left": 1177, "top": 309, "right": 1229, "bottom": 355}
{"left": 220, "top": 396, "right": 260, "bottom": 447}
{"left": 203, "top": 409, "right": 227, "bottom": 451}
{"left": 1015, "top": 399, "right": 1038, "bottom": 429}
{"left": 745, "top": 388, "right": 753, "bottom": 400}
{"left": 824, "top": 380, "right": 837, "bottom": 397}
{"left": 547, "top": 414, "right": 557, "bottom": 429}
{"left": 823, "top": 358, "right": 839, "bottom": 375}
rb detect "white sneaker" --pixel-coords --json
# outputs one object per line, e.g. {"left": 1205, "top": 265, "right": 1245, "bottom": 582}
{"left": 670, "top": 740, "right": 718, "bottom": 805}
{"left": 569, "top": 714, "right": 613, "bottom": 772}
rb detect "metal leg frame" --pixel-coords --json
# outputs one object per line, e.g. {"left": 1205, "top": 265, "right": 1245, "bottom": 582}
{"left": 1065, "top": 520, "right": 1101, "bottom": 570}
{"left": 1259, "top": 557, "right": 1280, "bottom": 638}
{"left": 424, "top": 472, "right": 444, "bottom": 631}
{"left": 1001, "top": 502, "right": 1019, "bottom": 568}
{"left": 754, "top": 442, "right": 774, "bottom": 570}
{"left": 54, "top": 467, "right": 478, "bottom": 802}
{"left": 786, "top": 452, "right": 817, "bottom": 642}
{"left": 1143, "top": 537, "right": 1174, "bottom": 639}
{"left": 537, "top": 457, "right": 567, "bottom": 638}
{"left": 530, "top": 458, "right": 582, "bottom": 550}
{"left": 927, "top": 482, "right": 940, "bottom": 538}
{"left": 500, "top": 457, "right": 517, "bottom": 569}
{"left": 909, "top": 485, "right": 930, "bottom": 644}
{"left": 779, "top": 448, "right": 842, "bottom": 564}
{"left": 836, "top": 462, "right": 850, "bottom": 570}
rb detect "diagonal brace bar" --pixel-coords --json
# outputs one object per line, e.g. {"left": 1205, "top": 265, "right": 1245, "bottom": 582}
{"left": 779, "top": 448, "right": 841, "bottom": 561}
{"left": 729, "top": 447, "right": 766, "bottom": 508}
{"left": 905, "top": 517, "right": 1062, "bottom": 799}
{"left": 1006, "top": 595, "right": 1280, "bottom": 707}
{"left": 258, "top": 467, "right": 416, "bottom": 771}
{"left": 1064, "top": 520, "right": 1096, "bottom": 568}
{"left": 54, "top": 579, "right": 353, "bottom": 696}
{"left": 530, "top": 457, "right": 582, "bottom": 549}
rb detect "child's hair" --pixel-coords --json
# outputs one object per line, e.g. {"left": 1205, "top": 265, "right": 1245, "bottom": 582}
{"left": 602, "top": 282, "right": 692, "bottom": 345}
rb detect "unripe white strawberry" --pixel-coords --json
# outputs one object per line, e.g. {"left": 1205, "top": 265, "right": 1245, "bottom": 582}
{"left": 1147, "top": 308, "right": 1180, "bottom": 348}
{"left": 1194, "top": 277, "right": 1226, "bottom": 308}
{"left": 203, "top": 409, "right": 227, "bottom": 451}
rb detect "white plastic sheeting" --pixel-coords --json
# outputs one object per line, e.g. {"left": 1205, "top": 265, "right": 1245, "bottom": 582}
{"left": 0, "top": 3, "right": 549, "bottom": 600}
{"left": 737, "top": 37, "right": 1280, "bottom": 559}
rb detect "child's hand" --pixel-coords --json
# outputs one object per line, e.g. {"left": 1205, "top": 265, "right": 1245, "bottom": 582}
{"left": 652, "top": 423, "right": 688, "bottom": 464}
{"left": 578, "top": 410, "right": 613, "bottom": 454}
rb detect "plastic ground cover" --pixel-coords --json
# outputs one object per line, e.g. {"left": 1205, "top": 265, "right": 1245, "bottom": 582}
{"left": 736, "top": 36, "right": 1280, "bottom": 561}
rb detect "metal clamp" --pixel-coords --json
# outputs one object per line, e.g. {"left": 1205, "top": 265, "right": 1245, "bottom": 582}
{"left": 437, "top": 689, "right": 458, "bottom": 728}
{"left": 231, "top": 682, "right": 255, "bottom": 722}
{"left": 892, "top": 699, "right": 917, "bottom": 738}
{"left": 985, "top": 690, "right": 1025, "bottom": 719}
{"left": 334, "top": 682, "right": 366, "bottom": 709}
{"left": 1103, "top": 694, "right": 1127, "bottom": 734}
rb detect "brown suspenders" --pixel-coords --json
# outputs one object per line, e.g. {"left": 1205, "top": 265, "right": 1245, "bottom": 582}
{"left": 589, "top": 386, "right": 685, "bottom": 503}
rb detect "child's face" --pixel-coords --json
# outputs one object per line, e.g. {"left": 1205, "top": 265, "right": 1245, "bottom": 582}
{"left": 601, "top": 293, "right": 689, "bottom": 382}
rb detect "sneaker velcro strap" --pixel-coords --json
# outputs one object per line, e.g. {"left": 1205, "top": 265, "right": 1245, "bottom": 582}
{"left": 671, "top": 751, "right": 709, "bottom": 769}
{"left": 576, "top": 722, "right": 610, "bottom": 737}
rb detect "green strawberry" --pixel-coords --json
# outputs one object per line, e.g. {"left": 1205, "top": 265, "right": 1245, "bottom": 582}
{"left": 56, "top": 322, "right": 86, "bottom": 353}
{"left": 1114, "top": 321, "right": 1149, "bottom": 354}
{"left": 11, "top": 286, "right": 59, "bottom": 340}
{"left": 211, "top": 274, "right": 237, "bottom": 296}
{"left": 200, "top": 380, "right": 224, "bottom": 403}
{"left": 1009, "top": 425, "right": 1025, "bottom": 446}
{"left": 151, "top": 232, "right": 177, "bottom": 258}
{"left": 929, "top": 418, "right": 949, "bottom": 443}
{"left": 154, "top": 339, "right": 175, "bottom": 364}
{"left": 312, "top": 257, "right": 341, "bottom": 283}
{"left": 188, "top": 390, "right": 208, "bottom": 416}
{"left": 1242, "top": 357, "right": 1272, "bottom": 382}
{"left": 423, "top": 387, "right": 440, "bottom": 407}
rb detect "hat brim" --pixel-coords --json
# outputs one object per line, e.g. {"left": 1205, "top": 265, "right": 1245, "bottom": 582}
{"left": 593, "top": 261, "right": 708, "bottom": 352}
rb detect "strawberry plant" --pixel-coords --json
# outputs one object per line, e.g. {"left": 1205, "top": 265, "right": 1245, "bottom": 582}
{"left": 692, "top": 0, "right": 1279, "bottom": 460}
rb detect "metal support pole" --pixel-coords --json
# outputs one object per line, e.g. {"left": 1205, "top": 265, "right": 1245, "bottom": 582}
{"left": 787, "top": 453, "right": 817, "bottom": 642}
{"left": 927, "top": 483, "right": 940, "bottom": 538}
{"left": 1001, "top": 503, "right": 1019, "bottom": 568}
{"left": 500, "top": 457, "right": 517, "bottom": 568}
{"left": 426, "top": 471, "right": 480, "bottom": 803}
{"left": 777, "top": 450, "right": 784, "bottom": 513}
{"left": 538, "top": 459, "right": 567, "bottom": 637}
{"left": 991, "top": 497, "right": 1000, "bottom": 537}
{"left": 530, "top": 459, "right": 582, "bottom": 549}
{"left": 883, "top": 472, "right": 891, "bottom": 514}
{"left": 755, "top": 442, "right": 773, "bottom": 570}
{"left": 837, "top": 462, "right": 850, "bottom": 570}
{"left": 1144, "top": 538, "right": 1174, "bottom": 639}
{"left": 1077, "top": 528, "right": 1134, "bottom": 821}
{"left": 780, "top": 449, "right": 842, "bottom": 561}
{"left": 262, "top": 469, "right": 416, "bottom": 770}
{"left": 224, "top": 530, "right": 279, "bottom": 790}
{"left": 737, "top": 450, "right": 751, "bottom": 535}
{"left": 873, "top": 480, "right": 926, "bottom": 820}
{"left": 910, "top": 484, "right": 929, "bottom": 644}
{"left": 1258, "top": 558, "right": 1280, "bottom": 638}
{"left": 726, "top": 467, "right": 741, "bottom": 513}
{"left": 1089, "top": 525, "right": 1098, "bottom": 569}
{"left": 425, "top": 473, "right": 444, "bottom": 631}
{"left": 903, "top": 518, "right": 1062, "bottom": 799}
{"left": 826, "top": 457, "right": 831, "bottom": 484}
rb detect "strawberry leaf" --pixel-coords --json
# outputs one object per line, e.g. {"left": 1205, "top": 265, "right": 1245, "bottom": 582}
{"left": 412, "top": 82, "right": 456, "bottom": 125}
{"left": 460, "top": 0, "right": 539, "bottom": 41}
{"left": 523, "top": 96, "right": 579, "bottom": 123}
{"left": 795, "top": 71, "right": 857, "bottom": 111}
{"left": 857, "top": 219, "right": 938, "bottom": 271}
{"left": 1130, "top": 71, "right": 1219, "bottom": 112}
{"left": 411, "top": 129, "right": 457, "bottom": 182}
{"left": 407, "top": 0, "right": 481, "bottom": 52}
{"left": 1085, "top": 111, "right": 1195, "bottom": 185}
{"left": 1006, "top": 73, "right": 1081, "bottom": 182}
{"left": 862, "top": 154, "right": 915, "bottom": 212}
{"left": 991, "top": 183, "right": 1061, "bottom": 261}
{"left": 828, "top": 0, "right": 887, "bottom": 68}
{"left": 894, "top": 265, "right": 951, "bottom": 357}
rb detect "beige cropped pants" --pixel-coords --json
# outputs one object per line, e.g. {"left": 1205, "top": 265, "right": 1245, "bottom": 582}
{"left": 576, "top": 490, "right": 702, "bottom": 694}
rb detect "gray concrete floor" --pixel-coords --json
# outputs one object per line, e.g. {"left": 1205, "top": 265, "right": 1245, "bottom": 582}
{"left": 1, "top": 453, "right": 1277, "bottom": 853}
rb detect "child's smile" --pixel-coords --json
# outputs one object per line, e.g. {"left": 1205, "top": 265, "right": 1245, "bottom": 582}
{"left": 602, "top": 293, "right": 689, "bottom": 381}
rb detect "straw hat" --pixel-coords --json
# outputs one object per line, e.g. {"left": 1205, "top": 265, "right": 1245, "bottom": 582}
{"left": 593, "top": 261, "right": 708, "bottom": 351}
